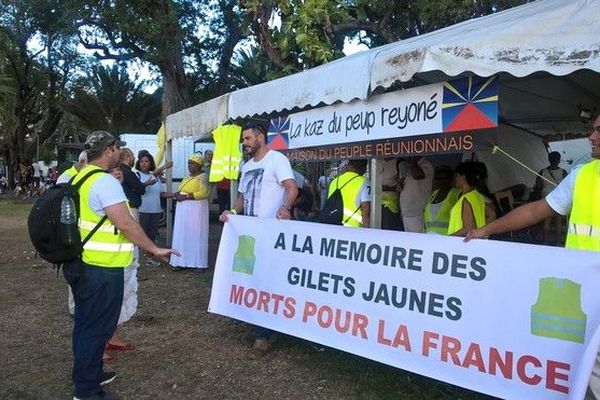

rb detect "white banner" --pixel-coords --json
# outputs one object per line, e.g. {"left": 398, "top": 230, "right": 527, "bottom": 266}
{"left": 266, "top": 76, "right": 498, "bottom": 151}
{"left": 209, "top": 216, "right": 600, "bottom": 400}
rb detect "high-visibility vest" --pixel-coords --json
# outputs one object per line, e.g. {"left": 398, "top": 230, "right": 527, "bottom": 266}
{"left": 328, "top": 171, "right": 366, "bottom": 228}
{"left": 74, "top": 165, "right": 134, "bottom": 268}
{"left": 64, "top": 166, "right": 78, "bottom": 179}
{"left": 566, "top": 159, "right": 600, "bottom": 251}
{"left": 382, "top": 191, "right": 399, "bottom": 214}
{"left": 424, "top": 187, "right": 461, "bottom": 234}
{"left": 531, "top": 278, "right": 586, "bottom": 343}
{"left": 447, "top": 189, "right": 486, "bottom": 235}
{"left": 210, "top": 124, "right": 242, "bottom": 182}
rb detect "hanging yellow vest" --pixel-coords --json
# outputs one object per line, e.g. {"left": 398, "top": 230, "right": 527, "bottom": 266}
{"left": 566, "top": 159, "right": 600, "bottom": 251}
{"left": 210, "top": 124, "right": 242, "bottom": 182}
{"left": 74, "top": 165, "right": 134, "bottom": 268}
{"left": 328, "top": 172, "right": 366, "bottom": 228}
{"left": 531, "top": 278, "right": 586, "bottom": 343}
{"left": 382, "top": 191, "right": 399, "bottom": 214}
{"left": 447, "top": 189, "right": 486, "bottom": 235}
{"left": 424, "top": 188, "right": 461, "bottom": 234}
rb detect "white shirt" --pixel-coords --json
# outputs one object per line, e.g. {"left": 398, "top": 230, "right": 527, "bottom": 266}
{"left": 381, "top": 159, "right": 399, "bottom": 187}
{"left": 355, "top": 179, "right": 371, "bottom": 207}
{"left": 545, "top": 164, "right": 591, "bottom": 216}
{"left": 239, "top": 150, "right": 294, "bottom": 218}
{"left": 32, "top": 162, "right": 41, "bottom": 178}
{"left": 88, "top": 174, "right": 128, "bottom": 216}
{"left": 398, "top": 159, "right": 434, "bottom": 217}
{"left": 138, "top": 171, "right": 165, "bottom": 214}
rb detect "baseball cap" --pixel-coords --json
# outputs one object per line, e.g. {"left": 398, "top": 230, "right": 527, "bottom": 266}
{"left": 84, "top": 131, "right": 126, "bottom": 153}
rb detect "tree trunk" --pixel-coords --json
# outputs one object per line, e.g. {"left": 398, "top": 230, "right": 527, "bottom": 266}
{"left": 214, "top": 0, "right": 244, "bottom": 96}
{"left": 160, "top": 16, "right": 190, "bottom": 118}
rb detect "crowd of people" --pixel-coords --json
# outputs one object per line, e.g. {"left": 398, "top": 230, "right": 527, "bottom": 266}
{"left": 56, "top": 113, "right": 600, "bottom": 399}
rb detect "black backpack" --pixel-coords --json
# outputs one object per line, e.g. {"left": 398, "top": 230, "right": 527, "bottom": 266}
{"left": 319, "top": 174, "right": 360, "bottom": 225}
{"left": 28, "top": 169, "right": 108, "bottom": 266}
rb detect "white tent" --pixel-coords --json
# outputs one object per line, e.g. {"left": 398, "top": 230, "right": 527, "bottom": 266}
{"left": 166, "top": 0, "right": 600, "bottom": 141}
{"left": 163, "top": 0, "right": 600, "bottom": 235}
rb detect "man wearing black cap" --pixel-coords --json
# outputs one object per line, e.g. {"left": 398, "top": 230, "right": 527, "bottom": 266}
{"left": 63, "top": 130, "right": 179, "bottom": 400}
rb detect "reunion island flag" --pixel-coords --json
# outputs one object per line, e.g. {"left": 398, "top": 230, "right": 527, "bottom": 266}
{"left": 442, "top": 76, "right": 498, "bottom": 133}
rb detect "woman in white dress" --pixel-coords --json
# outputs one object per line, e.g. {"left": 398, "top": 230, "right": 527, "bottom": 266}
{"left": 168, "top": 154, "right": 212, "bottom": 270}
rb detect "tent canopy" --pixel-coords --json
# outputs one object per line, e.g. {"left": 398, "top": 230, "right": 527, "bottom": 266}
{"left": 165, "top": 0, "right": 600, "bottom": 141}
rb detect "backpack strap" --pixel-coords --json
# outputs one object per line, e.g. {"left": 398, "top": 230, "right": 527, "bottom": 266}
{"left": 69, "top": 168, "right": 106, "bottom": 189}
{"left": 337, "top": 174, "right": 363, "bottom": 225}
{"left": 70, "top": 168, "right": 111, "bottom": 247}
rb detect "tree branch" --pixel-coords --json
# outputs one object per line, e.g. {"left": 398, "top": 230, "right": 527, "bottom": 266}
{"left": 249, "top": 4, "right": 300, "bottom": 71}
{"left": 78, "top": 32, "right": 140, "bottom": 61}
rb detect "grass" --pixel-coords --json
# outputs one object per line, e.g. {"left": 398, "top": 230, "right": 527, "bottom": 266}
{"left": 0, "top": 198, "right": 32, "bottom": 219}
{"left": 275, "top": 335, "right": 494, "bottom": 400}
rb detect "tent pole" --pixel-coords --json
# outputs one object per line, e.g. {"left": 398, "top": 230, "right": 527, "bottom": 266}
{"left": 370, "top": 158, "right": 382, "bottom": 229}
{"left": 166, "top": 139, "right": 173, "bottom": 246}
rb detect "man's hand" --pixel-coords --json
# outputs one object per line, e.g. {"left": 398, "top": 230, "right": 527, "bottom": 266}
{"left": 219, "top": 210, "right": 234, "bottom": 223}
{"left": 464, "top": 227, "right": 489, "bottom": 242}
{"left": 276, "top": 206, "right": 292, "bottom": 220}
{"left": 149, "top": 247, "right": 180, "bottom": 263}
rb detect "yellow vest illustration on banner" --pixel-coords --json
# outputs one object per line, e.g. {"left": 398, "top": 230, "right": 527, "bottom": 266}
{"left": 233, "top": 235, "right": 256, "bottom": 274}
{"left": 531, "top": 277, "right": 586, "bottom": 344}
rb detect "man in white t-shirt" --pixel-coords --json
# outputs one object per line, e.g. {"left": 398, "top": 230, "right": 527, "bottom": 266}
{"left": 466, "top": 114, "right": 600, "bottom": 400}
{"left": 62, "top": 131, "right": 179, "bottom": 400}
{"left": 398, "top": 157, "right": 434, "bottom": 232}
{"left": 219, "top": 121, "right": 298, "bottom": 358}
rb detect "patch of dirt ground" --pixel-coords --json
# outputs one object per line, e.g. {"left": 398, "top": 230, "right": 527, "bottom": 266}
{"left": 0, "top": 199, "right": 493, "bottom": 400}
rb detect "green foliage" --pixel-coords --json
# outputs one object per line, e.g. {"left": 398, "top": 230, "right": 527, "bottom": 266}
{"left": 242, "top": 0, "right": 528, "bottom": 73}
{"left": 62, "top": 64, "right": 161, "bottom": 134}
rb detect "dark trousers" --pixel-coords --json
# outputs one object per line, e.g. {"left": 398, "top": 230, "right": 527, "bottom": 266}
{"left": 63, "top": 259, "right": 124, "bottom": 398}
{"left": 139, "top": 212, "right": 161, "bottom": 241}
{"left": 381, "top": 206, "right": 403, "bottom": 231}
{"left": 217, "top": 188, "right": 231, "bottom": 214}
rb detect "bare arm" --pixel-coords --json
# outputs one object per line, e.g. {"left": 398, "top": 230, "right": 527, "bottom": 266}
{"left": 361, "top": 202, "right": 371, "bottom": 228}
{"left": 465, "top": 199, "right": 555, "bottom": 241}
{"left": 153, "top": 161, "right": 173, "bottom": 176}
{"left": 276, "top": 178, "right": 299, "bottom": 219}
{"left": 452, "top": 200, "right": 475, "bottom": 237}
{"left": 104, "top": 202, "right": 179, "bottom": 261}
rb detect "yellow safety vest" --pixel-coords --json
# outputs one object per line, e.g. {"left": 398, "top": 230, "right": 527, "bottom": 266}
{"left": 447, "top": 189, "right": 486, "bottom": 235}
{"left": 64, "top": 166, "right": 78, "bottom": 179}
{"left": 210, "top": 124, "right": 242, "bottom": 182}
{"left": 531, "top": 278, "right": 586, "bottom": 343}
{"left": 74, "top": 165, "right": 134, "bottom": 268}
{"left": 382, "top": 191, "right": 399, "bottom": 214}
{"left": 424, "top": 188, "right": 461, "bottom": 234}
{"left": 566, "top": 159, "right": 600, "bottom": 251}
{"left": 328, "top": 172, "right": 366, "bottom": 228}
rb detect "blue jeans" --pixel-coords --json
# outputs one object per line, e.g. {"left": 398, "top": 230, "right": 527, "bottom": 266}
{"left": 63, "top": 259, "right": 124, "bottom": 398}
